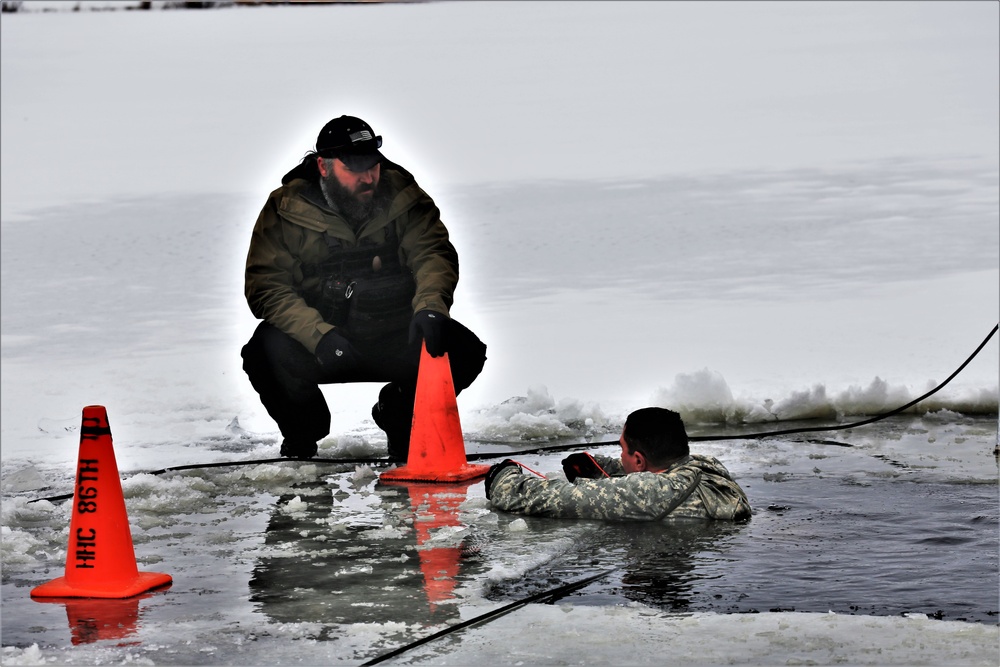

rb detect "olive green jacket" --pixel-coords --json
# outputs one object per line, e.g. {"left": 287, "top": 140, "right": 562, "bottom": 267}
{"left": 489, "top": 454, "right": 752, "bottom": 522}
{"left": 244, "top": 159, "right": 458, "bottom": 354}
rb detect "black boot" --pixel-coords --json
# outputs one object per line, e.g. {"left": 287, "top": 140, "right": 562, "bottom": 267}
{"left": 280, "top": 439, "right": 318, "bottom": 459}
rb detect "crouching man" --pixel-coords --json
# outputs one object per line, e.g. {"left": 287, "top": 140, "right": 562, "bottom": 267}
{"left": 485, "top": 407, "right": 751, "bottom": 521}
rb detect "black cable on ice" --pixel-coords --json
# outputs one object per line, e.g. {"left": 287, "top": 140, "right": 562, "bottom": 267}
{"left": 359, "top": 569, "right": 615, "bottom": 666}
{"left": 25, "top": 323, "right": 997, "bottom": 505}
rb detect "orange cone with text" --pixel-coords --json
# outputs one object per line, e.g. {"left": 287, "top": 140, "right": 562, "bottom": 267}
{"left": 380, "top": 343, "right": 490, "bottom": 483}
{"left": 31, "top": 406, "right": 172, "bottom": 599}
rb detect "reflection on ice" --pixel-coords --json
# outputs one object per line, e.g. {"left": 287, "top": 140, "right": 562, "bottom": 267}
{"left": 33, "top": 592, "right": 165, "bottom": 646}
{"left": 248, "top": 478, "right": 485, "bottom": 632}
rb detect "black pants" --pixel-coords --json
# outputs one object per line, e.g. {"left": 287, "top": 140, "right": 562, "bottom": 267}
{"left": 241, "top": 319, "right": 487, "bottom": 458}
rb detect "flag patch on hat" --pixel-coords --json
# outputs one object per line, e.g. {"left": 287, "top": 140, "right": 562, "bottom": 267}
{"left": 349, "top": 130, "right": 374, "bottom": 143}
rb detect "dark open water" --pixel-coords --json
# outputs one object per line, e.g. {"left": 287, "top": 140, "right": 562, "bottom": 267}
{"left": 480, "top": 417, "right": 999, "bottom": 623}
{"left": 486, "top": 475, "right": 998, "bottom": 622}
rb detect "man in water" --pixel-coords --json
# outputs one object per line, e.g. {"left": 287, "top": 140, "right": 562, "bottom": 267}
{"left": 242, "top": 115, "right": 487, "bottom": 460}
{"left": 485, "top": 407, "right": 751, "bottom": 521}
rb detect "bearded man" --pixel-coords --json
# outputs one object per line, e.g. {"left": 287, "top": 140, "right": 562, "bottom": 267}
{"left": 241, "top": 115, "right": 487, "bottom": 460}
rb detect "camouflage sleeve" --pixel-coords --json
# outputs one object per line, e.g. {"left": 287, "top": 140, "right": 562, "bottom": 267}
{"left": 488, "top": 465, "right": 702, "bottom": 521}
{"left": 691, "top": 472, "right": 754, "bottom": 520}
{"left": 590, "top": 455, "right": 625, "bottom": 476}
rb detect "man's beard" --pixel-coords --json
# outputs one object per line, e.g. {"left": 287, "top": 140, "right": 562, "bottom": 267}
{"left": 320, "top": 172, "right": 382, "bottom": 227}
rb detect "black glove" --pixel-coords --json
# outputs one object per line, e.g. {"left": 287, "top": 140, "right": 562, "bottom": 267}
{"left": 561, "top": 453, "right": 604, "bottom": 482}
{"left": 409, "top": 309, "right": 447, "bottom": 357}
{"left": 484, "top": 459, "right": 521, "bottom": 500}
{"left": 315, "top": 329, "right": 361, "bottom": 373}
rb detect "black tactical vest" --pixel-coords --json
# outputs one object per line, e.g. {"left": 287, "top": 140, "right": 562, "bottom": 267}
{"left": 307, "top": 223, "right": 416, "bottom": 339}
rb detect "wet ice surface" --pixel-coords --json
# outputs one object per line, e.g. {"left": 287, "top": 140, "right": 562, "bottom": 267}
{"left": 1, "top": 416, "right": 997, "bottom": 664}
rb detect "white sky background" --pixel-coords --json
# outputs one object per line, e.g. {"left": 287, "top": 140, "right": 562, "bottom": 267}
{"left": 2, "top": 1, "right": 998, "bottom": 217}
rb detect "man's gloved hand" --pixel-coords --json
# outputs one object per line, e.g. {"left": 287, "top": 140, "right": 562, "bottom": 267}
{"left": 409, "top": 309, "right": 447, "bottom": 357}
{"left": 561, "top": 452, "right": 604, "bottom": 482}
{"left": 315, "top": 328, "right": 361, "bottom": 373}
{"left": 484, "top": 459, "right": 521, "bottom": 500}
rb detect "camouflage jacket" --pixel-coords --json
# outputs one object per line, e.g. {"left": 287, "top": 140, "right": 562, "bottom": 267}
{"left": 488, "top": 454, "right": 751, "bottom": 521}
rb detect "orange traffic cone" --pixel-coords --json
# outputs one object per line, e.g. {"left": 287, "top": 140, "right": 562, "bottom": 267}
{"left": 380, "top": 343, "right": 490, "bottom": 483}
{"left": 31, "top": 406, "right": 172, "bottom": 599}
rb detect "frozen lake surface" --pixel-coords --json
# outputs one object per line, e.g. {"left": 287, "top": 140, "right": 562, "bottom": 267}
{"left": 2, "top": 2, "right": 998, "bottom": 664}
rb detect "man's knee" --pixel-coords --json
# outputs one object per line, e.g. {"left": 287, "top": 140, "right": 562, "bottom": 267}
{"left": 243, "top": 322, "right": 320, "bottom": 382}
{"left": 448, "top": 321, "right": 487, "bottom": 391}
{"left": 241, "top": 324, "right": 271, "bottom": 383}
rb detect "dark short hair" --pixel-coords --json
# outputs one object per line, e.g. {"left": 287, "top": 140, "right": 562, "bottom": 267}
{"left": 622, "top": 408, "right": 689, "bottom": 467}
